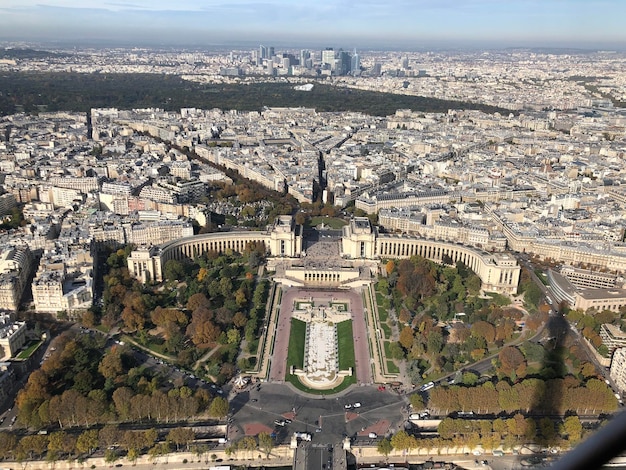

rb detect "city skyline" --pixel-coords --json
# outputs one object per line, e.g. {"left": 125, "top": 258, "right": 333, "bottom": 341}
{"left": 1, "top": 0, "right": 626, "bottom": 50}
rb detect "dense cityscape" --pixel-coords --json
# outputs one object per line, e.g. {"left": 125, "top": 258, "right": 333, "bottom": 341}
{"left": 0, "top": 40, "right": 625, "bottom": 470}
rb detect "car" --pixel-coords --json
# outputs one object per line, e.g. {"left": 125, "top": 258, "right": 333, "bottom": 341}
{"left": 274, "top": 419, "right": 286, "bottom": 426}
{"left": 344, "top": 404, "right": 352, "bottom": 410}
{"left": 315, "top": 428, "right": 322, "bottom": 433}
{"left": 285, "top": 419, "right": 292, "bottom": 424}
{"left": 472, "top": 450, "right": 483, "bottom": 456}
{"left": 353, "top": 402, "right": 361, "bottom": 408}
{"left": 368, "top": 432, "right": 378, "bottom": 439}
{"left": 251, "top": 399, "right": 258, "bottom": 402}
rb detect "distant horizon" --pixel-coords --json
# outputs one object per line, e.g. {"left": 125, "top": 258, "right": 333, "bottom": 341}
{"left": 1, "top": 0, "right": 625, "bottom": 53}
{"left": 1, "top": 39, "right": 624, "bottom": 55}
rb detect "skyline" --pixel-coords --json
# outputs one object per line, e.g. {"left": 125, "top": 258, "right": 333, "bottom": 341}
{"left": 0, "top": 0, "right": 625, "bottom": 50}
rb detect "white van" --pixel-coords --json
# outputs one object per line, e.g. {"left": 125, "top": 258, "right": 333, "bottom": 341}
{"left": 419, "top": 381, "right": 435, "bottom": 392}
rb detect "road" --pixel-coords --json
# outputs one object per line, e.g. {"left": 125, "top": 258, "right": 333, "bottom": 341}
{"left": 228, "top": 382, "right": 406, "bottom": 446}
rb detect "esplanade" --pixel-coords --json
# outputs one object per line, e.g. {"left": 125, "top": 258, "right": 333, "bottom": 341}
{"left": 127, "top": 215, "right": 520, "bottom": 294}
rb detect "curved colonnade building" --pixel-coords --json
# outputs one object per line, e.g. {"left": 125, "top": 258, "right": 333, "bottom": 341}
{"left": 128, "top": 216, "right": 520, "bottom": 294}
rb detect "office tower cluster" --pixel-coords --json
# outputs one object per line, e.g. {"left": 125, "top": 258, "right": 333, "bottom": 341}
{"left": 253, "top": 45, "right": 362, "bottom": 77}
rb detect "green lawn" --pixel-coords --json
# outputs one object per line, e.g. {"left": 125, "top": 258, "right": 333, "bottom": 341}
{"left": 287, "top": 319, "right": 306, "bottom": 370}
{"left": 17, "top": 340, "right": 42, "bottom": 359}
{"left": 383, "top": 341, "right": 394, "bottom": 358}
{"left": 375, "top": 292, "right": 385, "bottom": 305}
{"left": 387, "top": 360, "right": 400, "bottom": 374}
{"left": 337, "top": 321, "right": 355, "bottom": 370}
{"left": 285, "top": 319, "right": 358, "bottom": 395}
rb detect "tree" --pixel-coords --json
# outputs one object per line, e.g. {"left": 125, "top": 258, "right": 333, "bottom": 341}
{"left": 167, "top": 428, "right": 195, "bottom": 451}
{"left": 208, "top": 396, "right": 229, "bottom": 418}
{"left": 17, "top": 435, "right": 49, "bottom": 459}
{"left": 399, "top": 326, "right": 414, "bottom": 350}
{"left": 427, "top": 329, "right": 444, "bottom": 355}
{"left": 390, "top": 430, "right": 412, "bottom": 451}
{"left": 258, "top": 432, "right": 273, "bottom": 458}
{"left": 76, "top": 429, "right": 99, "bottom": 455}
{"left": 563, "top": 416, "right": 582, "bottom": 443}
{"left": 227, "top": 328, "right": 241, "bottom": 344}
{"left": 104, "top": 448, "right": 119, "bottom": 465}
{"left": 187, "top": 293, "right": 211, "bottom": 312}
{"left": 0, "top": 431, "right": 17, "bottom": 457}
{"left": 471, "top": 320, "right": 496, "bottom": 343}
{"left": 377, "top": 437, "right": 393, "bottom": 458}
{"left": 164, "top": 259, "right": 186, "bottom": 282}
{"left": 385, "top": 260, "right": 395, "bottom": 276}
{"left": 238, "top": 436, "right": 257, "bottom": 457}
{"left": 499, "top": 346, "right": 526, "bottom": 377}
{"left": 187, "top": 308, "right": 221, "bottom": 346}
{"left": 112, "top": 387, "right": 133, "bottom": 421}
{"left": 98, "top": 349, "right": 124, "bottom": 382}
{"left": 409, "top": 393, "right": 425, "bottom": 409}
{"left": 99, "top": 425, "right": 121, "bottom": 449}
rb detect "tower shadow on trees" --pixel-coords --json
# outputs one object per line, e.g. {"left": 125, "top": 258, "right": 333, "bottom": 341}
{"left": 524, "top": 310, "right": 626, "bottom": 468}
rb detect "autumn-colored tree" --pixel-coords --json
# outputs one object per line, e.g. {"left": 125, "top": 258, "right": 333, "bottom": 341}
{"left": 471, "top": 320, "right": 496, "bottom": 343}
{"left": 399, "top": 326, "right": 415, "bottom": 349}
{"left": 499, "top": 346, "right": 526, "bottom": 376}
{"left": 470, "top": 348, "right": 486, "bottom": 361}
{"left": 397, "top": 308, "right": 411, "bottom": 325}
{"left": 98, "top": 348, "right": 124, "bottom": 382}
{"left": 385, "top": 260, "right": 395, "bottom": 276}
{"left": 81, "top": 310, "right": 96, "bottom": 328}
{"left": 232, "top": 311, "right": 248, "bottom": 328}
{"left": 187, "top": 308, "right": 222, "bottom": 346}
{"left": 99, "top": 425, "right": 121, "bottom": 449}
{"left": 186, "top": 293, "right": 211, "bottom": 312}
{"left": 112, "top": 387, "right": 133, "bottom": 421}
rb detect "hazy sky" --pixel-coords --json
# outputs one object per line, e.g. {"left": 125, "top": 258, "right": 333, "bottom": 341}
{"left": 1, "top": 0, "right": 625, "bottom": 49}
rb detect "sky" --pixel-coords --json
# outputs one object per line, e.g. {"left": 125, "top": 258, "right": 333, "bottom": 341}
{"left": 0, "top": 0, "right": 625, "bottom": 50}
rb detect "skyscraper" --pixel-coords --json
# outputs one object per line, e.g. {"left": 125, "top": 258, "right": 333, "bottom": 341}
{"left": 259, "top": 45, "right": 268, "bottom": 60}
{"left": 300, "top": 49, "right": 311, "bottom": 68}
{"left": 339, "top": 50, "right": 351, "bottom": 75}
{"left": 321, "top": 48, "right": 335, "bottom": 67}
{"left": 351, "top": 49, "right": 360, "bottom": 75}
